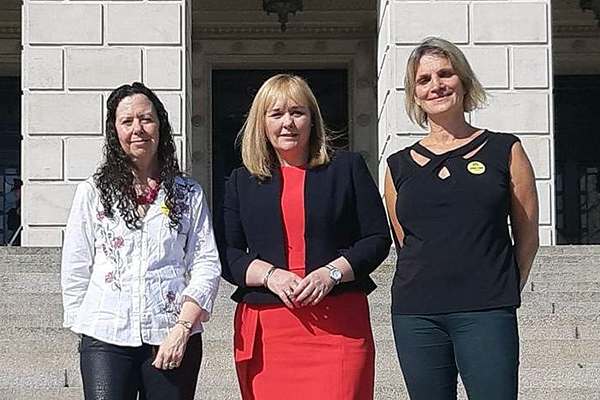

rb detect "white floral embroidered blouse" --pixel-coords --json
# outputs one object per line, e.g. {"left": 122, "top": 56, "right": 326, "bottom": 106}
{"left": 61, "top": 176, "right": 221, "bottom": 346}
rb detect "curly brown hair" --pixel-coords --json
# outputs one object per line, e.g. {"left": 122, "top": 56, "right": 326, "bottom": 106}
{"left": 94, "top": 82, "right": 183, "bottom": 230}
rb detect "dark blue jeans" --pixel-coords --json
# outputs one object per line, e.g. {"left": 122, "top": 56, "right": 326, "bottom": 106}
{"left": 392, "top": 307, "right": 519, "bottom": 400}
{"left": 79, "top": 334, "right": 202, "bottom": 400}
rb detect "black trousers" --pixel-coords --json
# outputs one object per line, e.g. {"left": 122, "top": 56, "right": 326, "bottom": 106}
{"left": 392, "top": 307, "right": 519, "bottom": 400}
{"left": 80, "top": 334, "right": 202, "bottom": 400}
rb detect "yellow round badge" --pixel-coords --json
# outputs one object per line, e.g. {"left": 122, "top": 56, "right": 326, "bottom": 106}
{"left": 467, "top": 161, "right": 486, "bottom": 175}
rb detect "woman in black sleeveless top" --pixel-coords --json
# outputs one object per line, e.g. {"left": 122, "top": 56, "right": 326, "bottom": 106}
{"left": 384, "top": 37, "right": 539, "bottom": 400}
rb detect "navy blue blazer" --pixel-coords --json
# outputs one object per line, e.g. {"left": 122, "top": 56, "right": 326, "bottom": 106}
{"left": 216, "top": 150, "right": 392, "bottom": 304}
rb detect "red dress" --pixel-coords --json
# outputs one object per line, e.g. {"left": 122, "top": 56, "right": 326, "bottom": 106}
{"left": 234, "top": 165, "right": 375, "bottom": 400}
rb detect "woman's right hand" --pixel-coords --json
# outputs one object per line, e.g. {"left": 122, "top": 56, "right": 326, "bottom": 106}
{"left": 265, "top": 269, "right": 302, "bottom": 309}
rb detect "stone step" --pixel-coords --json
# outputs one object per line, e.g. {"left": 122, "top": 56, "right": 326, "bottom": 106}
{"left": 1, "top": 256, "right": 599, "bottom": 290}
{"left": 374, "top": 386, "right": 600, "bottom": 400}
{"left": 374, "top": 365, "right": 600, "bottom": 391}
{"left": 373, "top": 339, "right": 600, "bottom": 370}
{"left": 5, "top": 269, "right": 600, "bottom": 301}
{"left": 0, "top": 291, "right": 237, "bottom": 315}
{"left": 5, "top": 293, "right": 600, "bottom": 332}
{"left": 530, "top": 270, "right": 600, "bottom": 282}
{"left": 0, "top": 354, "right": 79, "bottom": 388}
{"left": 2, "top": 245, "right": 600, "bottom": 268}
{"left": 1, "top": 309, "right": 596, "bottom": 354}
{"left": 6, "top": 285, "right": 600, "bottom": 307}
{"left": 523, "top": 281, "right": 600, "bottom": 293}
{"left": 0, "top": 272, "right": 61, "bottom": 294}
{"left": 532, "top": 259, "right": 600, "bottom": 272}
{"left": 2, "top": 353, "right": 599, "bottom": 398}
{"left": 4, "top": 336, "right": 592, "bottom": 374}
{"left": 517, "top": 314, "right": 600, "bottom": 340}
{"left": 3, "top": 383, "right": 599, "bottom": 400}
{"left": 3, "top": 264, "right": 599, "bottom": 289}
{"left": 0, "top": 388, "right": 84, "bottom": 400}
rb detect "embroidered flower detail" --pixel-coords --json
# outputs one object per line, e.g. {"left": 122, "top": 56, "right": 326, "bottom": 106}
{"left": 97, "top": 211, "right": 105, "bottom": 221}
{"left": 105, "top": 272, "right": 114, "bottom": 284}
{"left": 177, "top": 203, "right": 190, "bottom": 214}
{"left": 102, "top": 244, "right": 109, "bottom": 257}
{"left": 113, "top": 236, "right": 124, "bottom": 249}
{"left": 166, "top": 291, "right": 176, "bottom": 303}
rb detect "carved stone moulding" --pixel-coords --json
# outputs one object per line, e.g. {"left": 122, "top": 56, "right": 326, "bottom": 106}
{"left": 192, "top": 25, "right": 374, "bottom": 40}
{"left": 553, "top": 24, "right": 600, "bottom": 37}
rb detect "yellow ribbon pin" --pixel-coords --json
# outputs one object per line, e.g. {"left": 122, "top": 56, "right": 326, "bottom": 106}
{"left": 159, "top": 201, "right": 170, "bottom": 215}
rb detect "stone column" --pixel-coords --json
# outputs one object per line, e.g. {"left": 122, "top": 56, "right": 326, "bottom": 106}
{"left": 377, "top": 0, "right": 554, "bottom": 245}
{"left": 21, "top": 0, "right": 191, "bottom": 246}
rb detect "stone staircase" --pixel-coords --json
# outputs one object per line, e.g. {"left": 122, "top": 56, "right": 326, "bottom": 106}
{"left": 0, "top": 246, "right": 599, "bottom": 400}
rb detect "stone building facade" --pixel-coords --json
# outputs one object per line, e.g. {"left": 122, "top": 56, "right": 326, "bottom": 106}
{"left": 2, "top": 0, "right": 598, "bottom": 246}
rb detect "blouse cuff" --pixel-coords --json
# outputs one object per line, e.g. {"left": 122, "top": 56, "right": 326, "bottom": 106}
{"left": 63, "top": 308, "right": 79, "bottom": 328}
{"left": 181, "top": 286, "right": 216, "bottom": 319}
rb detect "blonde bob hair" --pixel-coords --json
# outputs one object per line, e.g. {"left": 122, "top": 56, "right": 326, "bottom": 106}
{"left": 238, "top": 74, "right": 330, "bottom": 179}
{"left": 404, "top": 37, "right": 487, "bottom": 128}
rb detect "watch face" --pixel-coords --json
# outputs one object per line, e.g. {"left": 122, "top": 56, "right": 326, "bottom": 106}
{"left": 330, "top": 268, "right": 342, "bottom": 282}
{"left": 178, "top": 320, "right": 192, "bottom": 329}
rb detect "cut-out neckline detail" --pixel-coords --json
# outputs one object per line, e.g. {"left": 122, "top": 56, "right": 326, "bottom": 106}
{"left": 414, "top": 130, "right": 489, "bottom": 158}
{"left": 463, "top": 140, "right": 488, "bottom": 159}
{"left": 438, "top": 166, "right": 451, "bottom": 180}
{"left": 408, "top": 131, "right": 491, "bottom": 181}
{"left": 410, "top": 149, "right": 431, "bottom": 167}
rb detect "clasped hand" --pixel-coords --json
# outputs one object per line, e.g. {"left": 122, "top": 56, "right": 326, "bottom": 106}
{"left": 266, "top": 267, "right": 335, "bottom": 309}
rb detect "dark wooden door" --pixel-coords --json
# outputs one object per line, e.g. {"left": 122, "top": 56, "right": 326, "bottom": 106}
{"left": 555, "top": 75, "right": 600, "bottom": 244}
{"left": 0, "top": 77, "right": 21, "bottom": 244}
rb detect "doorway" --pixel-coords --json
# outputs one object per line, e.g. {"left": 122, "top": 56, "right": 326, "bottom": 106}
{"left": 0, "top": 77, "right": 21, "bottom": 245}
{"left": 554, "top": 75, "right": 600, "bottom": 244}
{"left": 211, "top": 69, "right": 348, "bottom": 217}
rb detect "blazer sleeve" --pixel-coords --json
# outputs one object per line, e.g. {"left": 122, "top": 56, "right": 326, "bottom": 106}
{"left": 341, "top": 153, "right": 392, "bottom": 277}
{"left": 216, "top": 168, "right": 259, "bottom": 287}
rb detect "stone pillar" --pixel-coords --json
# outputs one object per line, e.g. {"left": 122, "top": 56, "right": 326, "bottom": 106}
{"left": 377, "top": 0, "right": 554, "bottom": 245}
{"left": 21, "top": 0, "right": 191, "bottom": 246}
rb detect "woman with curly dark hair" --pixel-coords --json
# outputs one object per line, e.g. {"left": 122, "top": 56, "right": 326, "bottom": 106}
{"left": 61, "top": 82, "right": 221, "bottom": 400}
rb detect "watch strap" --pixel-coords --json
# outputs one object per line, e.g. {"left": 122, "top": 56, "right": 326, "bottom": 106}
{"left": 175, "top": 319, "right": 193, "bottom": 331}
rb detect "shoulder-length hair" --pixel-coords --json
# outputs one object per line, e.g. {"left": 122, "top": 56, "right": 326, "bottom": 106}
{"left": 238, "top": 74, "right": 330, "bottom": 179}
{"left": 404, "top": 37, "right": 487, "bottom": 128}
{"left": 94, "top": 82, "right": 182, "bottom": 230}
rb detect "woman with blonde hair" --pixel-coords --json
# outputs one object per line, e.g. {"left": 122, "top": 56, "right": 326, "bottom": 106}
{"left": 218, "top": 74, "right": 391, "bottom": 400}
{"left": 384, "top": 37, "right": 539, "bottom": 400}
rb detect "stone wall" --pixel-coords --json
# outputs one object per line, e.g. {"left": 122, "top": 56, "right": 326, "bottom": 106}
{"left": 377, "top": 0, "right": 555, "bottom": 245}
{"left": 21, "top": 0, "right": 191, "bottom": 246}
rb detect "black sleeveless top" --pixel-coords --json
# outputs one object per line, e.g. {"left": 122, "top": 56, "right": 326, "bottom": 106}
{"left": 387, "top": 130, "right": 521, "bottom": 314}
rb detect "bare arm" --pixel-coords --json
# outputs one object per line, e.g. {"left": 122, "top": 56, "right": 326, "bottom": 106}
{"left": 384, "top": 167, "right": 405, "bottom": 247}
{"left": 509, "top": 142, "right": 539, "bottom": 291}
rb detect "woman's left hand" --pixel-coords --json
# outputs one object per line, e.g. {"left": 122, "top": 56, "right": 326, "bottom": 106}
{"left": 152, "top": 324, "right": 190, "bottom": 370}
{"left": 292, "top": 267, "right": 336, "bottom": 307}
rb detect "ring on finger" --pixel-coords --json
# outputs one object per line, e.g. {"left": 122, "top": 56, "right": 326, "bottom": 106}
{"left": 285, "top": 289, "right": 293, "bottom": 297}
{"left": 168, "top": 362, "right": 177, "bottom": 369}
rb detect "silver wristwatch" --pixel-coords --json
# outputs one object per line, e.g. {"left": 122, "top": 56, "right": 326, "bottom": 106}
{"left": 325, "top": 264, "right": 343, "bottom": 285}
